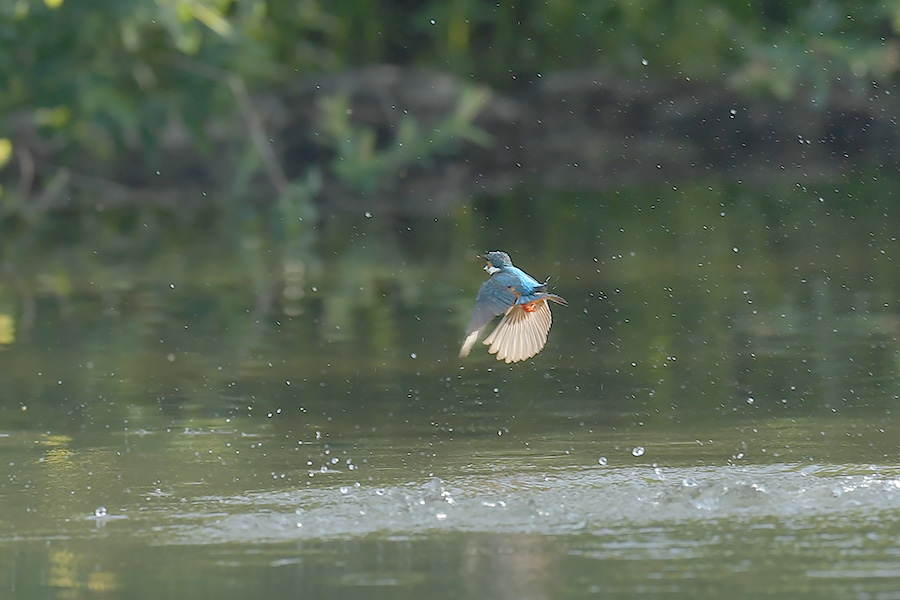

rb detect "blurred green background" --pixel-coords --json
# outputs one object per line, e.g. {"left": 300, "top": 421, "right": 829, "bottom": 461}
{"left": 3, "top": 0, "right": 900, "bottom": 226}
{"left": 4, "top": 0, "right": 900, "bottom": 377}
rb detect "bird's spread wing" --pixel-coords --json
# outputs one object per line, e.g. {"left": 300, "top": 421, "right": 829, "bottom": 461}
{"left": 482, "top": 298, "right": 553, "bottom": 363}
{"left": 459, "top": 277, "right": 517, "bottom": 357}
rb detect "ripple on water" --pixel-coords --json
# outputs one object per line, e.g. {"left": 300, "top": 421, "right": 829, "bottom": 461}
{"left": 153, "top": 463, "right": 900, "bottom": 545}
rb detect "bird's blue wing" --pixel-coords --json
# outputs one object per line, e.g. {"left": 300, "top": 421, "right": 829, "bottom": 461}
{"left": 505, "top": 266, "right": 542, "bottom": 291}
{"left": 465, "top": 275, "right": 517, "bottom": 335}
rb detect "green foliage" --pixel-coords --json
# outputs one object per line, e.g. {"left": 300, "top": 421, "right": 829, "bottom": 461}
{"left": 729, "top": 2, "right": 900, "bottom": 99}
{"left": 316, "top": 85, "right": 492, "bottom": 193}
{"left": 2, "top": 0, "right": 900, "bottom": 229}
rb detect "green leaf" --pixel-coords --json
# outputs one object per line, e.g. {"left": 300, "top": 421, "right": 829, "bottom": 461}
{"left": 0, "top": 139, "right": 11, "bottom": 170}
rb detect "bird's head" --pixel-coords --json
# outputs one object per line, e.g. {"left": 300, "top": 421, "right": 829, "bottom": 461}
{"left": 481, "top": 251, "right": 512, "bottom": 274}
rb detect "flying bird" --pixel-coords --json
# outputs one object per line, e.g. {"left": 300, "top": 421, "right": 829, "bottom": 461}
{"left": 459, "top": 251, "right": 567, "bottom": 363}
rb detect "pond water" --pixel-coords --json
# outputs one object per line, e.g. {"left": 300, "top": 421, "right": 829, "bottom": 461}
{"left": 3, "top": 179, "right": 900, "bottom": 598}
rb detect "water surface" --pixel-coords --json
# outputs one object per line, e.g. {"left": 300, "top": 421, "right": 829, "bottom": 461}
{"left": 2, "top": 181, "right": 900, "bottom": 598}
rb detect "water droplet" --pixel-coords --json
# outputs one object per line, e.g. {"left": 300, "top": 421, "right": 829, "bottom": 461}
{"left": 365, "top": 211, "right": 373, "bottom": 218}
{"left": 410, "top": 353, "right": 417, "bottom": 359}
{"left": 94, "top": 506, "right": 108, "bottom": 518}
{"left": 632, "top": 446, "right": 645, "bottom": 457}
{"left": 340, "top": 486, "right": 350, "bottom": 494}
{"left": 641, "top": 58, "right": 648, "bottom": 66}
{"left": 598, "top": 456, "right": 608, "bottom": 466}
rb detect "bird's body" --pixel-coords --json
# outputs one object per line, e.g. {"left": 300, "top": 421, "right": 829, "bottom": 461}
{"left": 460, "top": 251, "right": 566, "bottom": 363}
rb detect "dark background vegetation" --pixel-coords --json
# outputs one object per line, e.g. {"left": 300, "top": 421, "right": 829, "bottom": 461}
{"left": 1, "top": 0, "right": 899, "bottom": 353}
{"left": 3, "top": 0, "right": 900, "bottom": 232}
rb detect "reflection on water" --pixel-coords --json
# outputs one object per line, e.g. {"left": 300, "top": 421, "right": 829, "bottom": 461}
{"left": 2, "top": 180, "right": 900, "bottom": 598}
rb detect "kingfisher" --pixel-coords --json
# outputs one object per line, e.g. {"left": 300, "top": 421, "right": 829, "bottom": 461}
{"left": 459, "top": 251, "right": 567, "bottom": 363}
